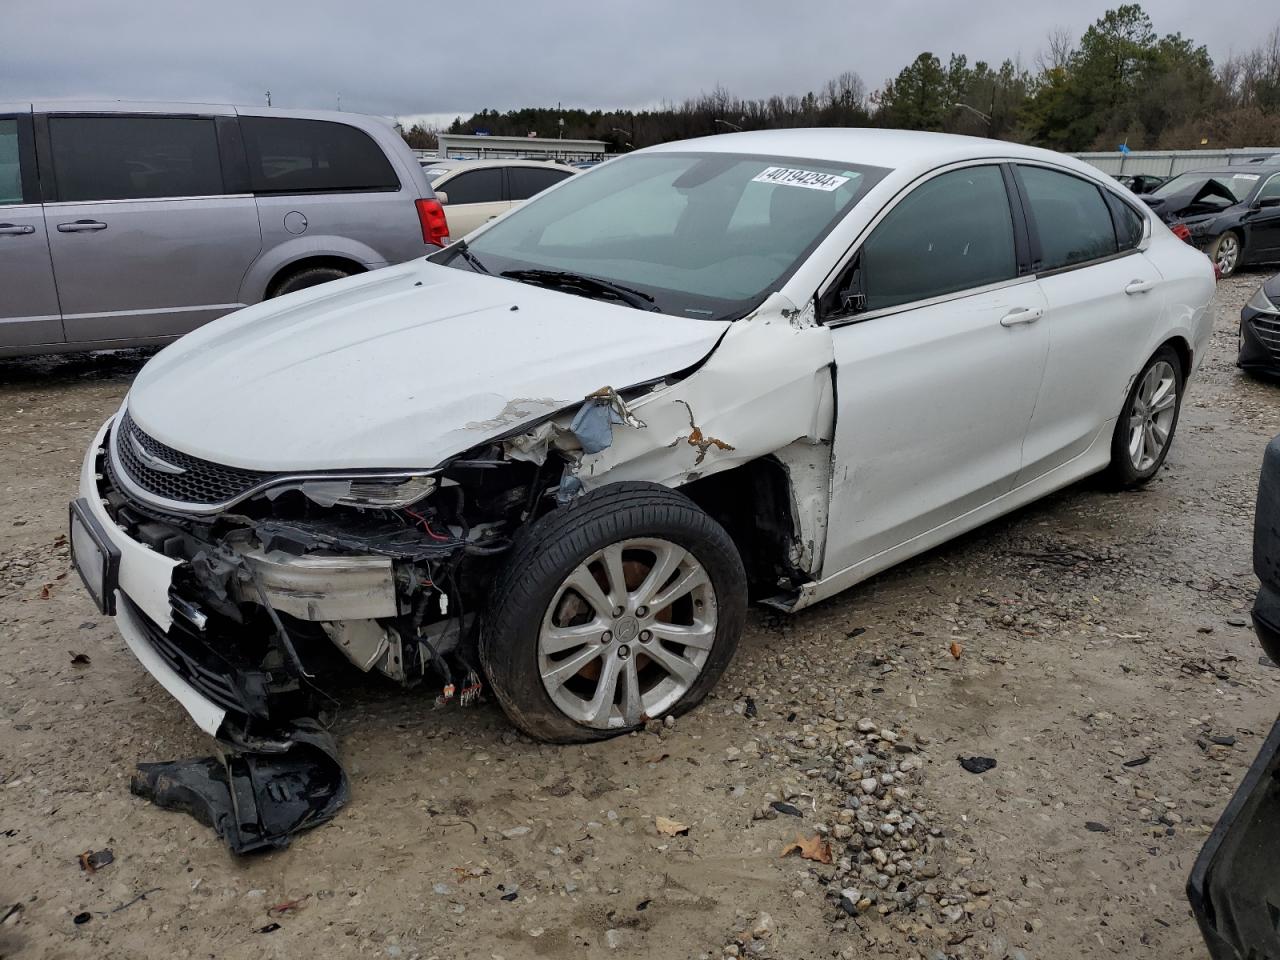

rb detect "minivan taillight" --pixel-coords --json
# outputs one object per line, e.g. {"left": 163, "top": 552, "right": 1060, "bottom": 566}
{"left": 416, "top": 198, "right": 449, "bottom": 246}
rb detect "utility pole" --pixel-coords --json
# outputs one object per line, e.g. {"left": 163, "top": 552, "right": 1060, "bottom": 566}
{"left": 265, "top": 90, "right": 272, "bottom": 107}
{"left": 337, "top": 93, "right": 341, "bottom": 111}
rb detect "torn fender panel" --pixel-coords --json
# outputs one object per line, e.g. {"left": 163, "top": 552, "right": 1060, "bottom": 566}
{"left": 569, "top": 301, "right": 837, "bottom": 493}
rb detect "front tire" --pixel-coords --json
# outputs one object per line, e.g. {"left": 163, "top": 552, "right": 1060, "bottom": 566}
{"left": 481, "top": 482, "right": 746, "bottom": 743}
{"left": 1106, "top": 345, "right": 1184, "bottom": 487}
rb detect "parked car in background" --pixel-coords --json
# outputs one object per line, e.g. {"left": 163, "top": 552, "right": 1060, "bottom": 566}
{"left": 72, "top": 129, "right": 1214, "bottom": 751}
{"left": 421, "top": 158, "right": 576, "bottom": 237}
{"left": 0, "top": 101, "right": 442, "bottom": 357}
{"left": 1115, "top": 173, "right": 1167, "bottom": 194}
{"left": 1238, "top": 271, "right": 1280, "bottom": 375}
{"left": 1187, "top": 433, "right": 1280, "bottom": 960}
{"left": 1140, "top": 164, "right": 1280, "bottom": 276}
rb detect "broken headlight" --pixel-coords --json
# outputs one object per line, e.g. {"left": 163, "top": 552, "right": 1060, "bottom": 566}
{"left": 1247, "top": 285, "right": 1278, "bottom": 315}
{"left": 293, "top": 476, "right": 438, "bottom": 509}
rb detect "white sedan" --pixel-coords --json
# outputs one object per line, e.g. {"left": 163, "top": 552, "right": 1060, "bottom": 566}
{"left": 72, "top": 129, "right": 1214, "bottom": 745}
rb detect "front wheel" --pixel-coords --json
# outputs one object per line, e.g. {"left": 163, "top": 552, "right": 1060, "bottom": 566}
{"left": 1106, "top": 345, "right": 1184, "bottom": 487}
{"left": 1208, "top": 231, "right": 1242, "bottom": 278}
{"left": 481, "top": 482, "right": 746, "bottom": 743}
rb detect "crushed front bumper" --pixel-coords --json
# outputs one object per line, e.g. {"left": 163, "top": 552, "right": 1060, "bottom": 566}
{"left": 74, "top": 418, "right": 230, "bottom": 735}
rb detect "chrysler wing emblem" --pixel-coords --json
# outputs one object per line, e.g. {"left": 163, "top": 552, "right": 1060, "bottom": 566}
{"left": 128, "top": 431, "right": 187, "bottom": 475}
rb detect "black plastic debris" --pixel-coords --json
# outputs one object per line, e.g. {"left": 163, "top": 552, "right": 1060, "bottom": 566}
{"left": 130, "top": 720, "right": 348, "bottom": 855}
{"left": 258, "top": 922, "right": 281, "bottom": 934}
{"left": 73, "top": 912, "right": 91, "bottom": 925}
{"left": 1085, "top": 821, "right": 1111, "bottom": 833}
{"left": 1123, "top": 755, "right": 1151, "bottom": 767}
{"left": 958, "top": 756, "right": 997, "bottom": 774}
{"left": 743, "top": 698, "right": 758, "bottom": 719}
{"left": 770, "top": 801, "right": 803, "bottom": 818}
{"left": 77, "top": 848, "right": 114, "bottom": 873}
{"left": 1210, "top": 735, "right": 1237, "bottom": 747}
{"left": 501, "top": 891, "right": 518, "bottom": 902}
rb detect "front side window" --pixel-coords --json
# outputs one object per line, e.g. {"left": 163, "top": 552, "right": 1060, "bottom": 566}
{"left": 48, "top": 115, "right": 224, "bottom": 202}
{"left": 1018, "top": 166, "right": 1117, "bottom": 270}
{"left": 460, "top": 151, "right": 887, "bottom": 320}
{"left": 240, "top": 117, "right": 398, "bottom": 194}
{"left": 859, "top": 165, "right": 1016, "bottom": 312}
{"left": 507, "top": 166, "right": 571, "bottom": 201}
{"left": 0, "top": 119, "right": 21, "bottom": 204}
{"left": 439, "top": 168, "right": 503, "bottom": 205}
{"left": 1258, "top": 175, "right": 1280, "bottom": 203}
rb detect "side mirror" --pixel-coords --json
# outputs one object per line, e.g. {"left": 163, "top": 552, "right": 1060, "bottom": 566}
{"left": 434, "top": 190, "right": 449, "bottom": 206}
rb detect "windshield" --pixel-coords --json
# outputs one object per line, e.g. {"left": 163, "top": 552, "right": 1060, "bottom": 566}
{"left": 452, "top": 151, "right": 888, "bottom": 320}
{"left": 1150, "top": 172, "right": 1258, "bottom": 204}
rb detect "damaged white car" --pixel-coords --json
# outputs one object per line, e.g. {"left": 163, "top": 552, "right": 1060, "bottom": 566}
{"left": 72, "top": 129, "right": 1216, "bottom": 750}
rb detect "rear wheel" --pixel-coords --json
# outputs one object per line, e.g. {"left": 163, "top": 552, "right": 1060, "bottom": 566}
{"left": 269, "top": 265, "right": 352, "bottom": 298}
{"left": 1106, "top": 345, "right": 1184, "bottom": 487}
{"left": 1208, "top": 231, "right": 1242, "bottom": 277}
{"left": 481, "top": 482, "right": 746, "bottom": 743}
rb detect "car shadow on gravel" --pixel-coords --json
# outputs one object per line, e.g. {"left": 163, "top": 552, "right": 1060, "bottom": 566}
{"left": 0, "top": 348, "right": 157, "bottom": 387}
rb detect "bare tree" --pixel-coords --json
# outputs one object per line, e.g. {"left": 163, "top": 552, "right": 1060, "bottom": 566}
{"left": 1034, "top": 26, "right": 1075, "bottom": 73}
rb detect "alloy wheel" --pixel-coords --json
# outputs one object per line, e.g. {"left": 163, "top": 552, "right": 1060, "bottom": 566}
{"left": 537, "top": 538, "right": 717, "bottom": 729}
{"left": 1128, "top": 360, "right": 1178, "bottom": 472}
{"left": 1215, "top": 234, "right": 1240, "bottom": 276}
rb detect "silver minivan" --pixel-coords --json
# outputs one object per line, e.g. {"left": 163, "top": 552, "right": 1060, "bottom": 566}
{"left": 0, "top": 101, "right": 443, "bottom": 356}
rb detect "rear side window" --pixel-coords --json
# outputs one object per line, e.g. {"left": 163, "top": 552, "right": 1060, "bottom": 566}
{"left": 1108, "top": 195, "right": 1146, "bottom": 251}
{"left": 48, "top": 115, "right": 224, "bottom": 202}
{"left": 507, "top": 166, "right": 571, "bottom": 201}
{"left": 861, "top": 165, "right": 1016, "bottom": 312}
{"left": 240, "top": 117, "right": 398, "bottom": 194}
{"left": 0, "top": 119, "right": 20, "bottom": 204}
{"left": 439, "top": 168, "right": 503, "bottom": 205}
{"left": 1018, "top": 166, "right": 1118, "bottom": 270}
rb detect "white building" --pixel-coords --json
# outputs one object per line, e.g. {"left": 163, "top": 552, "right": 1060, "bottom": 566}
{"left": 436, "top": 133, "right": 607, "bottom": 162}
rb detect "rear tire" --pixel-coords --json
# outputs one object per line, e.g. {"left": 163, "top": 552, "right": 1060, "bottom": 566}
{"left": 481, "top": 482, "right": 746, "bottom": 743}
{"left": 269, "top": 265, "right": 352, "bottom": 298}
{"left": 1105, "top": 345, "right": 1184, "bottom": 487}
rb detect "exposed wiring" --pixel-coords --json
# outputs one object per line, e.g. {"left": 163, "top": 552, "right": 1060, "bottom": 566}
{"left": 402, "top": 507, "right": 452, "bottom": 542}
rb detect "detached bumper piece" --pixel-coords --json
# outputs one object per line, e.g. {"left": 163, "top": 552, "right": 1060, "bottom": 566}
{"left": 130, "top": 720, "right": 348, "bottom": 855}
{"left": 1187, "top": 713, "right": 1280, "bottom": 960}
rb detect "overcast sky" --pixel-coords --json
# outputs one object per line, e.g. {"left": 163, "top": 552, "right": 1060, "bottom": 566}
{"left": 3, "top": 0, "right": 1276, "bottom": 129}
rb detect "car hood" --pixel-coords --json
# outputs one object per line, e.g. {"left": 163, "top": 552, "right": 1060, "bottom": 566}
{"left": 1143, "top": 181, "right": 1242, "bottom": 221}
{"left": 127, "top": 262, "right": 730, "bottom": 471}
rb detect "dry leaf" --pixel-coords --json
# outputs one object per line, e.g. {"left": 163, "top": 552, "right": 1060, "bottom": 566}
{"left": 949, "top": 641, "right": 964, "bottom": 660}
{"left": 644, "top": 752, "right": 670, "bottom": 764}
{"left": 781, "top": 834, "right": 832, "bottom": 864}
{"left": 69, "top": 652, "right": 91, "bottom": 667}
{"left": 655, "top": 816, "right": 689, "bottom": 837}
{"left": 38, "top": 584, "right": 53, "bottom": 600}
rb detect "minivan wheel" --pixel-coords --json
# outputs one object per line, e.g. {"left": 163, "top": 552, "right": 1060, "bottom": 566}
{"left": 269, "top": 265, "right": 352, "bottom": 297}
{"left": 1208, "top": 231, "right": 1242, "bottom": 278}
{"left": 1106, "top": 345, "right": 1184, "bottom": 487}
{"left": 481, "top": 482, "right": 746, "bottom": 743}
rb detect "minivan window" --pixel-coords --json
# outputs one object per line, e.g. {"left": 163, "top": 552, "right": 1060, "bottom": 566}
{"left": 860, "top": 165, "right": 1016, "bottom": 312}
{"left": 1018, "top": 166, "right": 1118, "bottom": 270}
{"left": 507, "top": 166, "right": 571, "bottom": 201}
{"left": 48, "top": 115, "right": 224, "bottom": 202}
{"left": 440, "top": 168, "right": 504, "bottom": 205}
{"left": 240, "top": 117, "right": 398, "bottom": 194}
{"left": 0, "top": 120, "right": 20, "bottom": 204}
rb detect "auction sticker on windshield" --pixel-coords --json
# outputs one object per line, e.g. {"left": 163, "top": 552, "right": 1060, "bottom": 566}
{"left": 752, "top": 167, "right": 850, "bottom": 191}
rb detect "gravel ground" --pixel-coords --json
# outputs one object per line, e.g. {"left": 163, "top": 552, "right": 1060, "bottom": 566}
{"left": 2, "top": 271, "right": 1279, "bottom": 960}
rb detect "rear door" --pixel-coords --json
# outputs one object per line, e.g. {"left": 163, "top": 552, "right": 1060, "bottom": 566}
{"left": 435, "top": 167, "right": 508, "bottom": 237}
{"left": 1012, "top": 163, "right": 1164, "bottom": 483}
{"left": 0, "top": 111, "right": 64, "bottom": 349}
{"left": 40, "top": 112, "right": 262, "bottom": 343}
{"left": 507, "top": 165, "right": 574, "bottom": 208}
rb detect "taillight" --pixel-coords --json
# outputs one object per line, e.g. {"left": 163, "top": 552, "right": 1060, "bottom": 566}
{"left": 1171, "top": 222, "right": 1192, "bottom": 243}
{"left": 415, "top": 198, "right": 449, "bottom": 247}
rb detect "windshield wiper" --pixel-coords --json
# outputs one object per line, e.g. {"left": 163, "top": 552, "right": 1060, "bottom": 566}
{"left": 450, "top": 240, "right": 490, "bottom": 275}
{"left": 500, "top": 269, "right": 658, "bottom": 311}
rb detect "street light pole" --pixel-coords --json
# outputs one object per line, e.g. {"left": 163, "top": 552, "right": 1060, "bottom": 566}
{"left": 953, "top": 102, "right": 992, "bottom": 133}
{"left": 714, "top": 118, "right": 743, "bottom": 132}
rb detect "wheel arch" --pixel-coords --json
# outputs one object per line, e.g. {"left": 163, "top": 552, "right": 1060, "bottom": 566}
{"left": 265, "top": 255, "right": 368, "bottom": 298}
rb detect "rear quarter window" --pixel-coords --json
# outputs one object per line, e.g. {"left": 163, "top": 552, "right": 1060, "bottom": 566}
{"left": 240, "top": 117, "right": 399, "bottom": 194}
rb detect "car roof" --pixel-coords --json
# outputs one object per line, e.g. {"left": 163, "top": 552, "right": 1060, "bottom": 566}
{"left": 13, "top": 99, "right": 398, "bottom": 130}
{"left": 429, "top": 158, "right": 576, "bottom": 172}
{"left": 640, "top": 128, "right": 1108, "bottom": 180}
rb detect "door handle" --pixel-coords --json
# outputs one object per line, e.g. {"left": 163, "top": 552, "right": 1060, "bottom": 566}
{"left": 1000, "top": 307, "right": 1044, "bottom": 327}
{"left": 57, "top": 219, "right": 107, "bottom": 233}
{"left": 0, "top": 223, "right": 35, "bottom": 235}
{"left": 1124, "top": 279, "right": 1155, "bottom": 295}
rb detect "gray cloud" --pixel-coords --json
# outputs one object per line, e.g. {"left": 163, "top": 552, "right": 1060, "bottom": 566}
{"left": 3, "top": 0, "right": 1275, "bottom": 125}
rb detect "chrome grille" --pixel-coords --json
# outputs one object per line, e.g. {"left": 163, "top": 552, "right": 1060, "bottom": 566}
{"left": 113, "top": 409, "right": 277, "bottom": 507}
{"left": 1250, "top": 314, "right": 1280, "bottom": 359}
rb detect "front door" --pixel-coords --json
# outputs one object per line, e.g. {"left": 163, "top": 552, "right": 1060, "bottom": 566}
{"left": 40, "top": 113, "right": 262, "bottom": 344}
{"left": 823, "top": 164, "right": 1050, "bottom": 575}
{"left": 1249, "top": 173, "right": 1280, "bottom": 258}
{"left": 0, "top": 113, "right": 63, "bottom": 349}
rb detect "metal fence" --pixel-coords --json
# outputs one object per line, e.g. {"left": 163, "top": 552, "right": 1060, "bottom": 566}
{"left": 1072, "top": 148, "right": 1279, "bottom": 176}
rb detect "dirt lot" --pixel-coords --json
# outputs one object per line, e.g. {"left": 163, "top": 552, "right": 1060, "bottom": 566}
{"left": 2, "top": 271, "right": 1279, "bottom": 960}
